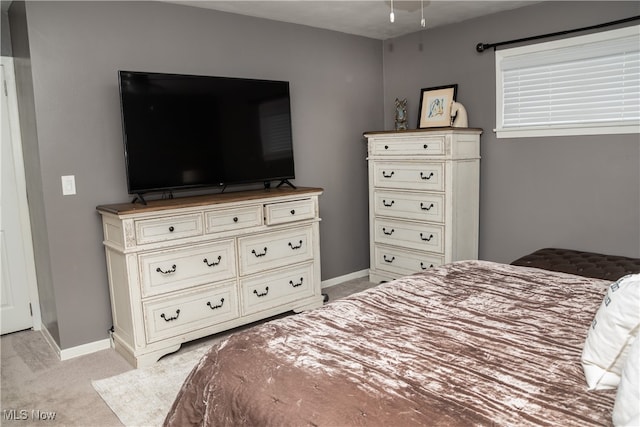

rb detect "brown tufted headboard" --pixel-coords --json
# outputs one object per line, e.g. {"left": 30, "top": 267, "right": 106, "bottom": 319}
{"left": 511, "top": 248, "right": 640, "bottom": 281}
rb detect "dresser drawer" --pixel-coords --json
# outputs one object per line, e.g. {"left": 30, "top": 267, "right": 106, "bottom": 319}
{"left": 371, "top": 136, "right": 445, "bottom": 156}
{"left": 264, "top": 198, "right": 316, "bottom": 225}
{"left": 374, "top": 190, "right": 444, "bottom": 223}
{"left": 135, "top": 213, "right": 203, "bottom": 245}
{"left": 139, "top": 240, "right": 236, "bottom": 297}
{"left": 373, "top": 244, "right": 443, "bottom": 276}
{"left": 143, "top": 282, "right": 239, "bottom": 344}
{"left": 241, "top": 263, "right": 314, "bottom": 315}
{"left": 373, "top": 161, "right": 444, "bottom": 191}
{"left": 374, "top": 218, "right": 444, "bottom": 253}
{"left": 238, "top": 227, "right": 313, "bottom": 275}
{"left": 205, "top": 205, "right": 263, "bottom": 234}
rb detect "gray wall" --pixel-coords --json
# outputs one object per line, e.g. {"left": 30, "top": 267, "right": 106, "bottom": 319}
{"left": 1, "top": 8, "right": 11, "bottom": 56}
{"left": 9, "top": 0, "right": 640, "bottom": 350}
{"left": 8, "top": 1, "right": 61, "bottom": 344}
{"left": 383, "top": 1, "right": 640, "bottom": 263}
{"left": 12, "top": 1, "right": 381, "bottom": 349}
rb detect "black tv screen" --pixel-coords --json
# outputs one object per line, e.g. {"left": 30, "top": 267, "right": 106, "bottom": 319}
{"left": 118, "top": 71, "right": 295, "bottom": 196}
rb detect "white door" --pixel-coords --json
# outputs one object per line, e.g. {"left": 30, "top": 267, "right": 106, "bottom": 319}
{"left": 1, "top": 59, "right": 35, "bottom": 334}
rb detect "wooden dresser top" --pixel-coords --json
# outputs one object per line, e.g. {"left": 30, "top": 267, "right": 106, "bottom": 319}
{"left": 97, "top": 187, "right": 323, "bottom": 215}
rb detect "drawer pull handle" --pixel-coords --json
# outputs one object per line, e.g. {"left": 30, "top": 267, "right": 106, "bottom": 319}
{"left": 423, "top": 144, "right": 428, "bottom": 149}
{"left": 252, "top": 247, "right": 268, "bottom": 257}
{"left": 289, "top": 278, "right": 304, "bottom": 288}
{"left": 382, "top": 227, "right": 394, "bottom": 236}
{"left": 383, "top": 255, "right": 395, "bottom": 263}
{"left": 421, "top": 262, "right": 435, "bottom": 270}
{"left": 420, "top": 202, "right": 434, "bottom": 211}
{"left": 253, "top": 286, "right": 269, "bottom": 297}
{"left": 168, "top": 226, "right": 175, "bottom": 232}
{"left": 290, "top": 209, "right": 296, "bottom": 215}
{"left": 156, "top": 264, "right": 177, "bottom": 275}
{"left": 203, "top": 256, "right": 222, "bottom": 267}
{"left": 160, "top": 309, "right": 180, "bottom": 322}
{"left": 384, "top": 145, "right": 389, "bottom": 149}
{"left": 288, "top": 240, "right": 303, "bottom": 250}
{"left": 207, "top": 298, "right": 225, "bottom": 310}
{"left": 233, "top": 217, "right": 238, "bottom": 223}
{"left": 420, "top": 172, "right": 434, "bottom": 180}
{"left": 420, "top": 233, "right": 434, "bottom": 242}
{"left": 382, "top": 200, "right": 394, "bottom": 207}
{"left": 382, "top": 171, "right": 394, "bottom": 178}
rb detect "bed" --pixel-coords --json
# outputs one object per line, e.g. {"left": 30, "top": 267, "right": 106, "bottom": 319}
{"left": 164, "top": 260, "right": 638, "bottom": 426}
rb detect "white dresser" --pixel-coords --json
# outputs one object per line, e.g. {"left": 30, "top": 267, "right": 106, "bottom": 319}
{"left": 364, "top": 128, "right": 481, "bottom": 283}
{"left": 97, "top": 187, "right": 323, "bottom": 367}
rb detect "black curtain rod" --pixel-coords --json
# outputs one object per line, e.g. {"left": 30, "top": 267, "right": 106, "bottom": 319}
{"left": 476, "top": 15, "right": 640, "bottom": 53}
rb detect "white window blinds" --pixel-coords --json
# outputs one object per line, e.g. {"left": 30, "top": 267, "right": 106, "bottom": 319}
{"left": 495, "top": 25, "right": 640, "bottom": 138}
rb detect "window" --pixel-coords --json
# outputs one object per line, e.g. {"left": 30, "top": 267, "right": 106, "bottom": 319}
{"left": 495, "top": 25, "right": 639, "bottom": 138}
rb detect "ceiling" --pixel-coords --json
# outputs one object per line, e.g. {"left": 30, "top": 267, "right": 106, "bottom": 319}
{"left": 165, "top": 1, "right": 543, "bottom": 40}
{"left": 1, "top": 1, "right": 543, "bottom": 40}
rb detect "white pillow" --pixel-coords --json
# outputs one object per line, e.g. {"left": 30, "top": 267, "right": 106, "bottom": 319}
{"left": 613, "top": 335, "right": 640, "bottom": 426}
{"left": 581, "top": 274, "right": 640, "bottom": 390}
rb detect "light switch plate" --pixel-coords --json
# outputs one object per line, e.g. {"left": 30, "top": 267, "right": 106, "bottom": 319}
{"left": 61, "top": 175, "right": 76, "bottom": 195}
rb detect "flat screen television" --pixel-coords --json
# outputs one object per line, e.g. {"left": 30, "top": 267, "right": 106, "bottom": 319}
{"left": 118, "top": 70, "right": 295, "bottom": 202}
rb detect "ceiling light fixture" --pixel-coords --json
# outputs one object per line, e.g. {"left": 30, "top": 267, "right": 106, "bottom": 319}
{"left": 389, "top": 0, "right": 395, "bottom": 23}
{"left": 387, "top": 0, "right": 427, "bottom": 28}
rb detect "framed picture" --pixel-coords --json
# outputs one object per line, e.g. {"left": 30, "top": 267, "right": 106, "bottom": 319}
{"left": 417, "top": 84, "right": 458, "bottom": 128}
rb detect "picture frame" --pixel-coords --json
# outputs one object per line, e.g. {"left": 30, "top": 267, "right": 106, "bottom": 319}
{"left": 417, "top": 84, "right": 458, "bottom": 128}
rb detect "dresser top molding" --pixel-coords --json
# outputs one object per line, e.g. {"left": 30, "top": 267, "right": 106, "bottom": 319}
{"left": 96, "top": 187, "right": 324, "bottom": 216}
{"left": 363, "top": 127, "right": 483, "bottom": 138}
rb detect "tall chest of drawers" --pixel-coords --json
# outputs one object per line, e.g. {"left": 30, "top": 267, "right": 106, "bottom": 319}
{"left": 97, "top": 187, "right": 323, "bottom": 368}
{"left": 364, "top": 129, "right": 481, "bottom": 283}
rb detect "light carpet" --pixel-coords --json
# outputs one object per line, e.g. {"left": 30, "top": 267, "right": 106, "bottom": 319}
{"left": 91, "top": 280, "right": 376, "bottom": 427}
{"left": 92, "top": 342, "right": 213, "bottom": 427}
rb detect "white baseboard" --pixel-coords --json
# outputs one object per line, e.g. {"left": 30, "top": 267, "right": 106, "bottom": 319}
{"left": 321, "top": 268, "right": 370, "bottom": 289}
{"left": 40, "top": 326, "right": 111, "bottom": 361}
{"left": 40, "top": 325, "right": 61, "bottom": 359}
{"left": 60, "top": 338, "right": 111, "bottom": 361}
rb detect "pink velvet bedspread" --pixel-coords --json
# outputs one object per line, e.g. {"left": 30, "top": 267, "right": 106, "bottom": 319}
{"left": 164, "top": 260, "right": 617, "bottom": 426}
